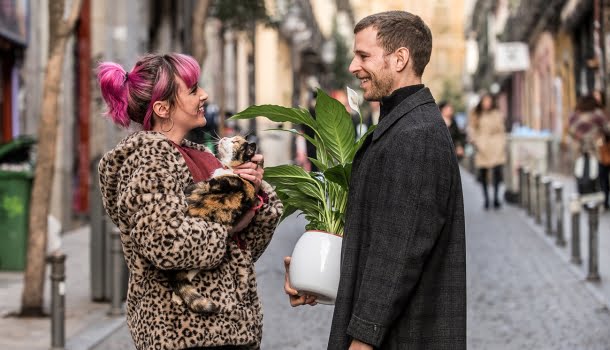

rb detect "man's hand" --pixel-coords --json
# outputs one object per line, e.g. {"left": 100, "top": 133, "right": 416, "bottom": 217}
{"left": 349, "top": 339, "right": 373, "bottom": 350}
{"left": 284, "top": 257, "right": 317, "bottom": 307}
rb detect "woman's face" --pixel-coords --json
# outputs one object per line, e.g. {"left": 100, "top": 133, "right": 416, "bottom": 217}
{"left": 171, "top": 76, "right": 208, "bottom": 132}
{"left": 442, "top": 104, "right": 454, "bottom": 118}
{"left": 481, "top": 96, "right": 493, "bottom": 111}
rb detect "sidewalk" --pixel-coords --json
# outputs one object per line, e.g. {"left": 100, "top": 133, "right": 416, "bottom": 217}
{"left": 0, "top": 225, "right": 125, "bottom": 350}
{"left": 516, "top": 171, "right": 610, "bottom": 310}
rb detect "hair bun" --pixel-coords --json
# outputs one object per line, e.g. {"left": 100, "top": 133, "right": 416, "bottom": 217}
{"left": 97, "top": 62, "right": 130, "bottom": 127}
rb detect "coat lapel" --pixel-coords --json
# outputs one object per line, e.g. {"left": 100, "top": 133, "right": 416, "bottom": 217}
{"left": 372, "top": 87, "right": 436, "bottom": 142}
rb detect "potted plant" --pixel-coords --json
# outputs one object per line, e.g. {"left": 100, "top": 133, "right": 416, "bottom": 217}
{"left": 231, "top": 88, "right": 374, "bottom": 304}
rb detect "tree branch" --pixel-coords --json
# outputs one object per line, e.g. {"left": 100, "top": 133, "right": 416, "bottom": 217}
{"left": 64, "top": 0, "right": 83, "bottom": 30}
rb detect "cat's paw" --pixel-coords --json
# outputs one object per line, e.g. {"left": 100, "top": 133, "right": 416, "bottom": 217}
{"left": 191, "top": 298, "right": 220, "bottom": 314}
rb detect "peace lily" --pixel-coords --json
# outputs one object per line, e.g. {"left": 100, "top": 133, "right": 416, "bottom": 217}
{"left": 230, "top": 88, "right": 374, "bottom": 236}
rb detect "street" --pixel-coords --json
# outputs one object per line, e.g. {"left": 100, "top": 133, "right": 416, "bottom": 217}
{"left": 94, "top": 169, "right": 610, "bottom": 349}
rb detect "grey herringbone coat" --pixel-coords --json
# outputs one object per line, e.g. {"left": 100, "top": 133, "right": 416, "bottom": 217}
{"left": 328, "top": 88, "right": 466, "bottom": 349}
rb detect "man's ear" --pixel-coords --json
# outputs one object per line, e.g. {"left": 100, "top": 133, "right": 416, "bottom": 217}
{"left": 394, "top": 47, "right": 410, "bottom": 72}
{"left": 152, "top": 100, "right": 170, "bottom": 118}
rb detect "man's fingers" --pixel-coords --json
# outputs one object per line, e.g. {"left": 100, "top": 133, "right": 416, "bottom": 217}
{"left": 284, "top": 257, "right": 299, "bottom": 296}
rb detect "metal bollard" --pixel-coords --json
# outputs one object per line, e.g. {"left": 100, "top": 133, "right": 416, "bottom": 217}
{"left": 108, "top": 226, "right": 124, "bottom": 316}
{"left": 553, "top": 182, "right": 566, "bottom": 246}
{"left": 534, "top": 173, "right": 542, "bottom": 224}
{"left": 518, "top": 166, "right": 525, "bottom": 208}
{"left": 524, "top": 168, "right": 531, "bottom": 215}
{"left": 569, "top": 194, "right": 582, "bottom": 265}
{"left": 543, "top": 177, "right": 553, "bottom": 235}
{"left": 585, "top": 202, "right": 601, "bottom": 282}
{"left": 48, "top": 253, "right": 66, "bottom": 350}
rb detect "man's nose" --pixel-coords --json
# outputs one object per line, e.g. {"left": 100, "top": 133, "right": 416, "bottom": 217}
{"left": 348, "top": 57, "right": 359, "bottom": 75}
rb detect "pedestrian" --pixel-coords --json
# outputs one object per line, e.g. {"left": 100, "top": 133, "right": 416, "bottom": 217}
{"left": 284, "top": 11, "right": 466, "bottom": 350}
{"left": 96, "top": 53, "right": 283, "bottom": 350}
{"left": 439, "top": 100, "right": 466, "bottom": 160}
{"left": 568, "top": 94, "right": 610, "bottom": 205}
{"left": 468, "top": 93, "right": 506, "bottom": 209}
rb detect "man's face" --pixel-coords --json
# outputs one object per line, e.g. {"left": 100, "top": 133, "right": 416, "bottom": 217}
{"left": 349, "top": 27, "right": 395, "bottom": 101}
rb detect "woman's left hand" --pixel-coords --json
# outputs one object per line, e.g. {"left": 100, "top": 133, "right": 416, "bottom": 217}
{"left": 233, "top": 154, "right": 264, "bottom": 192}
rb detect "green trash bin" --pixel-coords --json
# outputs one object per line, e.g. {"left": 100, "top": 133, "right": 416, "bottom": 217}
{"left": 0, "top": 170, "right": 33, "bottom": 270}
{"left": 0, "top": 136, "right": 36, "bottom": 271}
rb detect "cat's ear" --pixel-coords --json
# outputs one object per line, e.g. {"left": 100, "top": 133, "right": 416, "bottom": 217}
{"left": 246, "top": 142, "right": 257, "bottom": 158}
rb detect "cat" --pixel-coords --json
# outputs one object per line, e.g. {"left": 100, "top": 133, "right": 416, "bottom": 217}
{"left": 167, "top": 135, "right": 258, "bottom": 314}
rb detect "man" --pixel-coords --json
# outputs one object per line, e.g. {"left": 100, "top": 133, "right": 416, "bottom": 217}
{"left": 285, "top": 11, "right": 466, "bottom": 350}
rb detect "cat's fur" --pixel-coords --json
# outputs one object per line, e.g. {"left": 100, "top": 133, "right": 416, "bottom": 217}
{"left": 167, "top": 136, "right": 258, "bottom": 314}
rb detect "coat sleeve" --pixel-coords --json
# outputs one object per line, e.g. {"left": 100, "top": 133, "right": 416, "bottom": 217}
{"left": 123, "top": 162, "right": 230, "bottom": 271}
{"left": 346, "top": 127, "right": 451, "bottom": 347}
{"left": 238, "top": 181, "right": 283, "bottom": 262}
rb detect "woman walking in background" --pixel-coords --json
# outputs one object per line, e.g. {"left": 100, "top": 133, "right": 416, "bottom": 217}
{"left": 568, "top": 94, "right": 610, "bottom": 208}
{"left": 468, "top": 93, "right": 507, "bottom": 209}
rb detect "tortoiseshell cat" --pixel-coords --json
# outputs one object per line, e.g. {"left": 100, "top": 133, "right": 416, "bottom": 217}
{"left": 167, "top": 136, "right": 258, "bottom": 314}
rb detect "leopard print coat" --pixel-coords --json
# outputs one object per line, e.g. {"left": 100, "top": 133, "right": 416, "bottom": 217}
{"left": 98, "top": 131, "right": 283, "bottom": 350}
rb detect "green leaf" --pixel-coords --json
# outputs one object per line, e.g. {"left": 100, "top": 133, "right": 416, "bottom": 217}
{"left": 315, "top": 89, "right": 356, "bottom": 164}
{"left": 308, "top": 157, "right": 327, "bottom": 172}
{"left": 231, "top": 105, "right": 317, "bottom": 131}
{"left": 324, "top": 163, "right": 352, "bottom": 190}
{"left": 280, "top": 204, "right": 299, "bottom": 222}
{"left": 350, "top": 124, "right": 377, "bottom": 159}
{"left": 264, "top": 165, "right": 317, "bottom": 185}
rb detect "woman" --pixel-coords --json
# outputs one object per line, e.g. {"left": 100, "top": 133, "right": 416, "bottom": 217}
{"left": 97, "top": 53, "right": 283, "bottom": 350}
{"left": 568, "top": 94, "right": 610, "bottom": 207}
{"left": 468, "top": 94, "right": 506, "bottom": 209}
{"left": 439, "top": 101, "right": 466, "bottom": 160}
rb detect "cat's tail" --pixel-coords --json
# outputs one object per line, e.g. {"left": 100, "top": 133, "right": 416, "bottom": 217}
{"left": 168, "top": 271, "right": 220, "bottom": 314}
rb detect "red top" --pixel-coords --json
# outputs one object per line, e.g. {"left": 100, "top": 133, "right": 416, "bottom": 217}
{"left": 171, "top": 142, "right": 222, "bottom": 182}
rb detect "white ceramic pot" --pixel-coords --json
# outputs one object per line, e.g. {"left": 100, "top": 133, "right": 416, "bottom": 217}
{"left": 289, "top": 230, "right": 342, "bottom": 305}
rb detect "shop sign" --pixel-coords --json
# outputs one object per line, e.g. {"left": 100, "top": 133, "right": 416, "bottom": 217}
{"left": 495, "top": 42, "right": 530, "bottom": 73}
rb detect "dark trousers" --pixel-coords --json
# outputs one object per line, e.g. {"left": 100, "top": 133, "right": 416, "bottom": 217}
{"left": 479, "top": 165, "right": 503, "bottom": 206}
{"left": 600, "top": 162, "right": 610, "bottom": 208}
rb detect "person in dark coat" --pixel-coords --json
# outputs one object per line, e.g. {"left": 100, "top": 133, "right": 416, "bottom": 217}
{"left": 439, "top": 100, "right": 466, "bottom": 160}
{"left": 284, "top": 11, "right": 466, "bottom": 350}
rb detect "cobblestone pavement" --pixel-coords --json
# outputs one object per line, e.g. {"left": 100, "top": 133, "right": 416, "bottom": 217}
{"left": 463, "top": 172, "right": 610, "bottom": 350}
{"left": 94, "top": 169, "right": 610, "bottom": 349}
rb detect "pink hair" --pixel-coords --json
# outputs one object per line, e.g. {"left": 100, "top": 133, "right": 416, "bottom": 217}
{"left": 97, "top": 62, "right": 130, "bottom": 127}
{"left": 97, "top": 53, "right": 201, "bottom": 130}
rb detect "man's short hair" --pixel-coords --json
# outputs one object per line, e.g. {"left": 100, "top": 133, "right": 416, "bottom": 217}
{"left": 354, "top": 11, "right": 432, "bottom": 77}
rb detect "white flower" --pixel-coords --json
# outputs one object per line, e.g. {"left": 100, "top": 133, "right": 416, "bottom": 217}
{"left": 346, "top": 86, "right": 361, "bottom": 116}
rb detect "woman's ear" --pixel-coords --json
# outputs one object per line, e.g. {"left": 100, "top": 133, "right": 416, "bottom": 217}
{"left": 394, "top": 47, "right": 410, "bottom": 72}
{"left": 152, "top": 100, "right": 170, "bottom": 118}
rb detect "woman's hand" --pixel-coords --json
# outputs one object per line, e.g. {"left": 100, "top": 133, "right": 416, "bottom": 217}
{"left": 234, "top": 154, "right": 264, "bottom": 192}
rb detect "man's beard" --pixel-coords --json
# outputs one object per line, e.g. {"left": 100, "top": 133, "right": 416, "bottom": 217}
{"left": 363, "top": 69, "right": 393, "bottom": 101}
